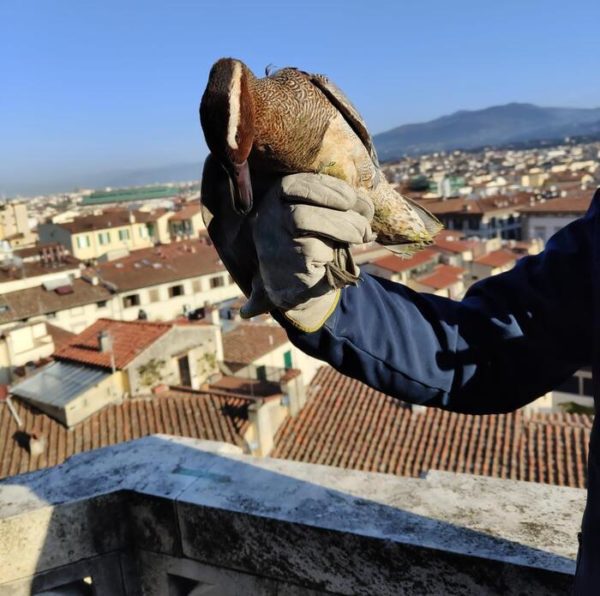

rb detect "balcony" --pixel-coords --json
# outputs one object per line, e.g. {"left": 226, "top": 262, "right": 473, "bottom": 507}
{"left": 0, "top": 435, "right": 583, "bottom": 595}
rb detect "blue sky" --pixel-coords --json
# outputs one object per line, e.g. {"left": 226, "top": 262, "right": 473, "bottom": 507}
{"left": 2, "top": 0, "right": 599, "bottom": 195}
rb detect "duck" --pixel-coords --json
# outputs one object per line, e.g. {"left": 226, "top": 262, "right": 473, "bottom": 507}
{"left": 199, "top": 57, "right": 442, "bottom": 254}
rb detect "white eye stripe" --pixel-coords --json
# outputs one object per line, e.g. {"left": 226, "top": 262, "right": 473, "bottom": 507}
{"left": 227, "top": 62, "right": 242, "bottom": 150}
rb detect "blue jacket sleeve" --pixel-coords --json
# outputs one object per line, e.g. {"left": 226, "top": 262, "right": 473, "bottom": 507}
{"left": 282, "top": 191, "right": 598, "bottom": 414}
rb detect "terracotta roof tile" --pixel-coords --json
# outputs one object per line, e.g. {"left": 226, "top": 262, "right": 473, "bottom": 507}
{"left": 520, "top": 196, "right": 592, "bottom": 214}
{"left": 0, "top": 279, "right": 112, "bottom": 325}
{"left": 417, "top": 193, "right": 535, "bottom": 216}
{"left": 169, "top": 202, "right": 202, "bottom": 221}
{"left": 95, "top": 239, "right": 226, "bottom": 291}
{"left": 57, "top": 209, "right": 166, "bottom": 234}
{"left": 473, "top": 249, "right": 517, "bottom": 268}
{"left": 44, "top": 323, "right": 76, "bottom": 352}
{"left": 372, "top": 248, "right": 439, "bottom": 274}
{"left": 416, "top": 264, "right": 464, "bottom": 290}
{"left": 54, "top": 318, "right": 172, "bottom": 369}
{"left": 0, "top": 390, "right": 250, "bottom": 479}
{"left": 271, "top": 367, "right": 591, "bottom": 489}
{"left": 222, "top": 323, "right": 289, "bottom": 368}
{"left": 0, "top": 257, "right": 80, "bottom": 284}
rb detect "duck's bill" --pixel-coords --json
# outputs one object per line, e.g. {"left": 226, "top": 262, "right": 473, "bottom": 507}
{"left": 229, "top": 161, "right": 253, "bottom": 215}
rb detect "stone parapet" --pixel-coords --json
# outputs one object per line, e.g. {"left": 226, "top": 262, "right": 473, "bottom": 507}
{"left": 0, "top": 435, "right": 584, "bottom": 594}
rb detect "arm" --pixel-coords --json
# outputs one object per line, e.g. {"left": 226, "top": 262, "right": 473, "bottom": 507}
{"left": 282, "top": 193, "right": 598, "bottom": 414}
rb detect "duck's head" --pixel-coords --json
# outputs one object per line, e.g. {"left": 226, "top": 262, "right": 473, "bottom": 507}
{"left": 200, "top": 58, "right": 256, "bottom": 215}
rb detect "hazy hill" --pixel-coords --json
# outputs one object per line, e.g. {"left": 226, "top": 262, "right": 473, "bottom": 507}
{"left": 373, "top": 103, "right": 600, "bottom": 161}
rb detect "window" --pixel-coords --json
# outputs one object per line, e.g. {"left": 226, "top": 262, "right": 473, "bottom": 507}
{"left": 96, "top": 301, "right": 107, "bottom": 309}
{"left": 76, "top": 235, "right": 91, "bottom": 249}
{"left": 98, "top": 231, "right": 111, "bottom": 246}
{"left": 47, "top": 311, "right": 57, "bottom": 319}
{"left": 168, "top": 284, "right": 184, "bottom": 298}
{"left": 192, "top": 279, "right": 202, "bottom": 293}
{"left": 139, "top": 226, "right": 149, "bottom": 239}
{"left": 148, "top": 288, "right": 160, "bottom": 303}
{"left": 123, "top": 294, "right": 140, "bottom": 308}
{"left": 227, "top": 275, "right": 234, "bottom": 285}
{"left": 118, "top": 229, "right": 130, "bottom": 241}
{"left": 209, "top": 275, "right": 225, "bottom": 289}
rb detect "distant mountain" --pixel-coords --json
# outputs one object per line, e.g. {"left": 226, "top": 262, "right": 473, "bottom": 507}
{"left": 373, "top": 103, "right": 600, "bottom": 161}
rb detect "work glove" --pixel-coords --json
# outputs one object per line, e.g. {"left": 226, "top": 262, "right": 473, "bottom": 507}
{"left": 201, "top": 155, "right": 375, "bottom": 332}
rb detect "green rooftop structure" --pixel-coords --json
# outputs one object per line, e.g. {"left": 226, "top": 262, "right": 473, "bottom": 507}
{"left": 81, "top": 186, "right": 180, "bottom": 206}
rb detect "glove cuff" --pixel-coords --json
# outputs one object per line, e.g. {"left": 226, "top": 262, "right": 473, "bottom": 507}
{"left": 282, "top": 289, "right": 341, "bottom": 333}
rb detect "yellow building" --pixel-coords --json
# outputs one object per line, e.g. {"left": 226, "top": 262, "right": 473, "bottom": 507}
{"left": 10, "top": 318, "right": 222, "bottom": 427}
{"left": 0, "top": 201, "right": 35, "bottom": 248}
{"left": 167, "top": 202, "right": 205, "bottom": 240}
{"left": 38, "top": 209, "right": 171, "bottom": 261}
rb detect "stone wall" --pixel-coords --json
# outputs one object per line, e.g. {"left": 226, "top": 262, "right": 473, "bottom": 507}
{"left": 0, "top": 435, "right": 584, "bottom": 595}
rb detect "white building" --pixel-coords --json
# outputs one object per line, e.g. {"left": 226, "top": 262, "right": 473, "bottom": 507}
{"left": 520, "top": 196, "right": 593, "bottom": 244}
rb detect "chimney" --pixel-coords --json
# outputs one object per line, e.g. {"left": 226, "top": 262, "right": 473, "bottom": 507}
{"left": 279, "top": 369, "right": 307, "bottom": 416}
{"left": 98, "top": 330, "right": 112, "bottom": 353}
{"left": 204, "top": 304, "right": 220, "bottom": 326}
{"left": 247, "top": 401, "right": 275, "bottom": 456}
{"left": 28, "top": 432, "right": 46, "bottom": 457}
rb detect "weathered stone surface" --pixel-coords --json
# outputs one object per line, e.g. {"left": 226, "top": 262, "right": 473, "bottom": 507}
{"left": 0, "top": 436, "right": 242, "bottom": 519}
{"left": 0, "top": 435, "right": 585, "bottom": 594}
{"left": 0, "top": 493, "right": 125, "bottom": 585}
{"left": 0, "top": 552, "right": 126, "bottom": 596}
{"left": 175, "top": 453, "right": 582, "bottom": 571}
{"left": 134, "top": 550, "right": 330, "bottom": 596}
{"left": 126, "top": 492, "right": 182, "bottom": 557}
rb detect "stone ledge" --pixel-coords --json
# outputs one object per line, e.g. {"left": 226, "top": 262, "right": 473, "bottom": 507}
{"left": 0, "top": 435, "right": 585, "bottom": 594}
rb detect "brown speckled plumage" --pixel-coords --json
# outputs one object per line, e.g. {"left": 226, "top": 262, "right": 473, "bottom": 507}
{"left": 250, "top": 68, "right": 336, "bottom": 173}
{"left": 201, "top": 59, "right": 442, "bottom": 253}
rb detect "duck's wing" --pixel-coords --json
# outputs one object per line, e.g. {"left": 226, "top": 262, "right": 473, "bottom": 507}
{"left": 303, "top": 71, "right": 380, "bottom": 167}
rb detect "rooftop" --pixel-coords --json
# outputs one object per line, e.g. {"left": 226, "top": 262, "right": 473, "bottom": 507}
{"left": 0, "top": 393, "right": 250, "bottom": 479}
{"left": 54, "top": 208, "right": 167, "bottom": 234}
{"left": 433, "top": 230, "right": 479, "bottom": 254}
{"left": 271, "top": 367, "right": 590, "bottom": 489}
{"left": 0, "top": 278, "right": 112, "bottom": 326}
{"left": 0, "top": 256, "right": 80, "bottom": 285}
{"left": 520, "top": 196, "right": 593, "bottom": 214}
{"left": 473, "top": 249, "right": 517, "bottom": 268}
{"left": 54, "top": 318, "right": 173, "bottom": 369}
{"left": 222, "top": 323, "right": 289, "bottom": 370}
{"left": 169, "top": 202, "right": 202, "bottom": 221}
{"left": 81, "top": 186, "right": 180, "bottom": 206}
{"left": 371, "top": 248, "right": 439, "bottom": 274}
{"left": 416, "top": 264, "right": 465, "bottom": 290}
{"left": 418, "top": 193, "right": 534, "bottom": 216}
{"left": 95, "top": 239, "right": 226, "bottom": 291}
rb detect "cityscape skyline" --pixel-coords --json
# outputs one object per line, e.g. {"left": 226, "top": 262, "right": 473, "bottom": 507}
{"left": 2, "top": 0, "right": 600, "bottom": 195}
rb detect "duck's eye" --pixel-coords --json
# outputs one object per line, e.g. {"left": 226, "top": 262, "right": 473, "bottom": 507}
{"left": 235, "top": 132, "right": 241, "bottom": 144}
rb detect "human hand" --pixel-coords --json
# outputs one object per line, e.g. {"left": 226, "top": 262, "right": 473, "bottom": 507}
{"left": 201, "top": 156, "right": 375, "bottom": 332}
